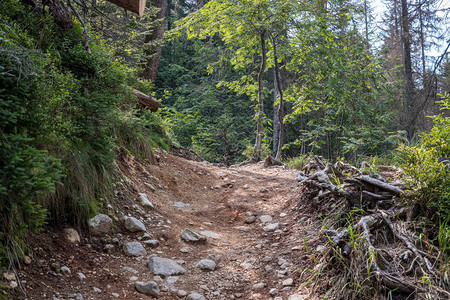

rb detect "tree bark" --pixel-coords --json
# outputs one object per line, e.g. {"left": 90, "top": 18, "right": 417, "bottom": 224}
{"left": 272, "top": 35, "right": 285, "bottom": 161}
{"left": 273, "top": 68, "right": 280, "bottom": 155}
{"left": 401, "top": 0, "right": 415, "bottom": 139}
{"left": 252, "top": 30, "right": 267, "bottom": 162}
{"left": 141, "top": 0, "right": 168, "bottom": 81}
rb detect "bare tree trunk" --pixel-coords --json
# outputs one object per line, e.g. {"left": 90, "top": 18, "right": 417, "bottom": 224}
{"left": 141, "top": 0, "right": 168, "bottom": 81}
{"left": 272, "top": 35, "right": 285, "bottom": 161}
{"left": 401, "top": 0, "right": 415, "bottom": 139}
{"left": 418, "top": 1, "right": 426, "bottom": 80}
{"left": 273, "top": 69, "right": 280, "bottom": 155}
{"left": 252, "top": 30, "right": 267, "bottom": 162}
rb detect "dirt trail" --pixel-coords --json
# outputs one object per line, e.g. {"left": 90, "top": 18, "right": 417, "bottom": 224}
{"left": 17, "top": 153, "right": 322, "bottom": 300}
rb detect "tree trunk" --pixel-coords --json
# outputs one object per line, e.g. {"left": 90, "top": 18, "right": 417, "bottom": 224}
{"left": 273, "top": 69, "right": 280, "bottom": 155}
{"left": 401, "top": 0, "right": 415, "bottom": 139}
{"left": 252, "top": 30, "right": 267, "bottom": 162}
{"left": 141, "top": 0, "right": 168, "bottom": 81}
{"left": 272, "top": 35, "right": 285, "bottom": 161}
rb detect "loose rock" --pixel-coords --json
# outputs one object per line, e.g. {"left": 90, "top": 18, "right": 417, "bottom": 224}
{"left": 245, "top": 216, "right": 256, "bottom": 224}
{"left": 138, "top": 193, "right": 155, "bottom": 208}
{"left": 263, "top": 223, "right": 279, "bottom": 231}
{"left": 195, "top": 259, "right": 216, "bottom": 271}
{"left": 187, "top": 292, "right": 205, "bottom": 300}
{"left": 88, "top": 214, "right": 112, "bottom": 236}
{"left": 123, "top": 242, "right": 147, "bottom": 257}
{"left": 124, "top": 216, "right": 146, "bottom": 232}
{"left": 180, "top": 229, "right": 206, "bottom": 244}
{"left": 135, "top": 281, "right": 160, "bottom": 297}
{"left": 143, "top": 240, "right": 160, "bottom": 248}
{"left": 64, "top": 228, "right": 81, "bottom": 244}
{"left": 147, "top": 257, "right": 186, "bottom": 277}
{"left": 259, "top": 215, "right": 273, "bottom": 223}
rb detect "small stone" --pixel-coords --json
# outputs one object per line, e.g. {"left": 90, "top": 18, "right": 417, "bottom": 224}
{"left": 122, "top": 266, "right": 139, "bottom": 274}
{"left": 174, "top": 202, "right": 191, "bottom": 208}
{"left": 88, "top": 214, "right": 112, "bottom": 236}
{"left": 177, "top": 290, "right": 188, "bottom": 297}
{"left": 259, "top": 187, "right": 268, "bottom": 193}
{"left": 253, "top": 282, "right": 265, "bottom": 289}
{"left": 61, "top": 266, "right": 71, "bottom": 275}
{"left": 77, "top": 272, "right": 86, "bottom": 280}
{"left": 112, "top": 293, "right": 120, "bottom": 298}
{"left": 280, "top": 213, "right": 287, "bottom": 218}
{"left": 143, "top": 240, "right": 160, "bottom": 248}
{"left": 135, "top": 281, "right": 160, "bottom": 297}
{"left": 200, "top": 230, "right": 221, "bottom": 240}
{"left": 196, "top": 259, "right": 216, "bottom": 271}
{"left": 237, "top": 226, "right": 251, "bottom": 232}
{"left": 138, "top": 193, "right": 154, "bottom": 208}
{"left": 124, "top": 216, "right": 146, "bottom": 232}
{"left": 270, "top": 288, "right": 279, "bottom": 296}
{"left": 316, "top": 245, "right": 326, "bottom": 253}
{"left": 123, "top": 242, "right": 147, "bottom": 257}
{"left": 180, "top": 229, "right": 206, "bottom": 244}
{"left": 282, "top": 278, "right": 294, "bottom": 286}
{"left": 104, "top": 244, "right": 115, "bottom": 253}
{"left": 23, "top": 255, "right": 31, "bottom": 265}
{"left": 147, "top": 257, "right": 186, "bottom": 277}
{"left": 259, "top": 215, "right": 273, "bottom": 223}
{"left": 180, "top": 247, "right": 191, "bottom": 253}
{"left": 287, "top": 294, "right": 306, "bottom": 300}
{"left": 187, "top": 292, "right": 206, "bottom": 300}
{"left": 10, "top": 281, "right": 18, "bottom": 289}
{"left": 64, "top": 228, "right": 81, "bottom": 244}
{"left": 3, "top": 271, "right": 16, "bottom": 281}
{"left": 263, "top": 223, "right": 279, "bottom": 231}
{"left": 130, "top": 276, "right": 138, "bottom": 281}
{"left": 245, "top": 216, "right": 256, "bottom": 224}
{"left": 93, "top": 287, "right": 102, "bottom": 293}
{"left": 141, "top": 232, "right": 152, "bottom": 240}
{"left": 242, "top": 184, "right": 249, "bottom": 189}
{"left": 144, "top": 183, "right": 156, "bottom": 191}
{"left": 240, "top": 262, "right": 252, "bottom": 269}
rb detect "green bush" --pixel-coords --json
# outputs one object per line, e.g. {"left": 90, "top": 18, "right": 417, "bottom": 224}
{"left": 397, "top": 93, "right": 450, "bottom": 221}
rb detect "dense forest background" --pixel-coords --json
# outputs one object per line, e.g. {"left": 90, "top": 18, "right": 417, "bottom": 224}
{"left": 0, "top": 0, "right": 449, "bottom": 296}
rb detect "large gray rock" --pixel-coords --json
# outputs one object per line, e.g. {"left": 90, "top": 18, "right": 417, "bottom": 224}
{"left": 135, "top": 281, "right": 160, "bottom": 297}
{"left": 187, "top": 293, "right": 205, "bottom": 300}
{"left": 124, "top": 242, "right": 147, "bottom": 257}
{"left": 124, "top": 216, "right": 146, "bottom": 232}
{"left": 147, "top": 257, "right": 186, "bottom": 277}
{"left": 89, "top": 214, "right": 112, "bottom": 236}
{"left": 195, "top": 259, "right": 216, "bottom": 271}
{"left": 180, "top": 229, "right": 206, "bottom": 244}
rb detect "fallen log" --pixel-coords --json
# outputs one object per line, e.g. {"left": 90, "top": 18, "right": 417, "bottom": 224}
{"left": 132, "top": 89, "right": 160, "bottom": 112}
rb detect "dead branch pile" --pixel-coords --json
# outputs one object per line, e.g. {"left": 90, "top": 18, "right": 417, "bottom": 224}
{"left": 297, "top": 156, "right": 450, "bottom": 299}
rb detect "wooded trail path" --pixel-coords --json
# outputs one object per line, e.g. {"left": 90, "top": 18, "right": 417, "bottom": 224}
{"left": 19, "top": 153, "right": 318, "bottom": 300}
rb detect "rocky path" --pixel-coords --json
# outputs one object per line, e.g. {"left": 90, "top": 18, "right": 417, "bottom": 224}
{"left": 14, "top": 153, "right": 321, "bottom": 300}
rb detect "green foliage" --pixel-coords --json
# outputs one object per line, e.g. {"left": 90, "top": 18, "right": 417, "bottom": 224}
{"left": 0, "top": 0, "right": 166, "bottom": 267}
{"left": 156, "top": 36, "right": 254, "bottom": 163}
{"left": 284, "top": 155, "right": 311, "bottom": 170}
{"left": 396, "top": 94, "right": 450, "bottom": 221}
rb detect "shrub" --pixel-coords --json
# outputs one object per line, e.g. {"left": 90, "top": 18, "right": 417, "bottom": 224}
{"left": 396, "top": 93, "right": 450, "bottom": 221}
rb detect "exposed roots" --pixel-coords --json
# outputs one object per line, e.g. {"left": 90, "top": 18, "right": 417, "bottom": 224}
{"left": 296, "top": 156, "right": 450, "bottom": 299}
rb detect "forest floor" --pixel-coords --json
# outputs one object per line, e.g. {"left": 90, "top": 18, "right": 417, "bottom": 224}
{"left": 13, "top": 153, "right": 327, "bottom": 300}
